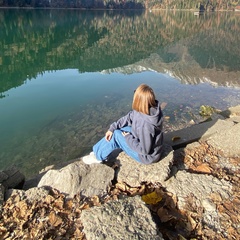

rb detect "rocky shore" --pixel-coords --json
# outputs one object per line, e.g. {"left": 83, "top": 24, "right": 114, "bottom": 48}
{"left": 0, "top": 105, "right": 239, "bottom": 239}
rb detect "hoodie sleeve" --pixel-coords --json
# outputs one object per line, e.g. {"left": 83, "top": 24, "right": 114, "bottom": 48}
{"left": 109, "top": 111, "right": 133, "bottom": 132}
{"left": 125, "top": 125, "right": 154, "bottom": 155}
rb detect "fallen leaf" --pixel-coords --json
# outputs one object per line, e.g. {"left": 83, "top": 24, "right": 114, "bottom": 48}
{"left": 53, "top": 198, "right": 64, "bottom": 209}
{"left": 64, "top": 199, "right": 73, "bottom": 210}
{"left": 172, "top": 136, "right": 181, "bottom": 142}
{"left": 196, "top": 163, "right": 212, "bottom": 173}
{"left": 48, "top": 211, "right": 63, "bottom": 227}
{"left": 115, "top": 182, "right": 126, "bottom": 191}
{"left": 141, "top": 191, "right": 162, "bottom": 205}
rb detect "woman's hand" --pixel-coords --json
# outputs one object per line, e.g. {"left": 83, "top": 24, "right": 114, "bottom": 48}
{"left": 105, "top": 130, "right": 113, "bottom": 141}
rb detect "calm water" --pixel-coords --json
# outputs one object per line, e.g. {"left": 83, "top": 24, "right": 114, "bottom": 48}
{"left": 0, "top": 9, "right": 240, "bottom": 177}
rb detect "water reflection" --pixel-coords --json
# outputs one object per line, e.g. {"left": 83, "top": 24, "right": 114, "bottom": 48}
{"left": 0, "top": 9, "right": 240, "bottom": 95}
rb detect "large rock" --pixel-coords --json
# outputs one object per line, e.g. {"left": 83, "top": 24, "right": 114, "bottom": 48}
{"left": 80, "top": 195, "right": 164, "bottom": 240}
{"left": 207, "top": 122, "right": 240, "bottom": 157}
{"left": 116, "top": 144, "right": 173, "bottom": 187}
{"left": 38, "top": 161, "right": 114, "bottom": 198}
{"left": 164, "top": 118, "right": 234, "bottom": 149}
{"left": 163, "top": 171, "right": 232, "bottom": 232}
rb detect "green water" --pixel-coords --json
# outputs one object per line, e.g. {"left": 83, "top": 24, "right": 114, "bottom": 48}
{"left": 0, "top": 9, "right": 240, "bottom": 177}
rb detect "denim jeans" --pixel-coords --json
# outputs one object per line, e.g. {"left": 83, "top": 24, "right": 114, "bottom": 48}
{"left": 93, "top": 126, "right": 141, "bottom": 162}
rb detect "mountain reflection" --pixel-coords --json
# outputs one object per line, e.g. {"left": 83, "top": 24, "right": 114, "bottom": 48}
{"left": 0, "top": 9, "right": 240, "bottom": 94}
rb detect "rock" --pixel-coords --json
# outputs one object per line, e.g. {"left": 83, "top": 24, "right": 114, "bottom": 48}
{"left": 38, "top": 160, "right": 114, "bottom": 198}
{"left": 0, "top": 167, "right": 25, "bottom": 189}
{"left": 80, "top": 195, "right": 164, "bottom": 240}
{"left": 163, "top": 171, "right": 232, "bottom": 232}
{"left": 0, "top": 184, "right": 4, "bottom": 212}
{"left": 116, "top": 144, "right": 173, "bottom": 187}
{"left": 5, "top": 187, "right": 50, "bottom": 202}
{"left": 0, "top": 172, "right": 8, "bottom": 182}
{"left": 220, "top": 105, "right": 240, "bottom": 118}
{"left": 164, "top": 171, "right": 231, "bottom": 209}
{"left": 207, "top": 122, "right": 240, "bottom": 157}
{"left": 164, "top": 118, "right": 233, "bottom": 149}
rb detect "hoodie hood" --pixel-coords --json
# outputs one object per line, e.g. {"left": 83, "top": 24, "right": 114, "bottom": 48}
{"left": 140, "top": 100, "right": 163, "bottom": 127}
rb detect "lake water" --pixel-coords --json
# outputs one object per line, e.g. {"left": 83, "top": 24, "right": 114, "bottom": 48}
{"left": 0, "top": 9, "right": 240, "bottom": 177}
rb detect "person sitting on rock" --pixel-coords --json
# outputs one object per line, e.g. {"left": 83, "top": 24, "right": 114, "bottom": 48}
{"left": 82, "top": 83, "right": 164, "bottom": 164}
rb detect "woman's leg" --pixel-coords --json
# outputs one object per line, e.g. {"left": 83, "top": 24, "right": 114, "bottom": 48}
{"left": 93, "top": 127, "right": 140, "bottom": 162}
{"left": 93, "top": 135, "right": 118, "bottom": 160}
{"left": 113, "top": 129, "right": 141, "bottom": 162}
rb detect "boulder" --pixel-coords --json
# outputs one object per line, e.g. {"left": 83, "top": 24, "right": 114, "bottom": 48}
{"left": 38, "top": 160, "right": 114, "bottom": 198}
{"left": 163, "top": 170, "right": 232, "bottom": 232}
{"left": 206, "top": 122, "right": 240, "bottom": 157}
{"left": 116, "top": 144, "right": 173, "bottom": 187}
{"left": 80, "top": 195, "right": 164, "bottom": 240}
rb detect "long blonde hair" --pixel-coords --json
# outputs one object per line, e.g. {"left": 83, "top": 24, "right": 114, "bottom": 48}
{"left": 132, "top": 84, "right": 156, "bottom": 115}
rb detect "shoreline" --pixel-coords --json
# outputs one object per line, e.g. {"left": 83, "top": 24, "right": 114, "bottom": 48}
{"left": 0, "top": 7, "right": 237, "bottom": 12}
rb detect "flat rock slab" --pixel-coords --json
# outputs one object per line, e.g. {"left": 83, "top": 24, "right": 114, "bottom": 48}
{"left": 80, "top": 195, "right": 163, "bottom": 240}
{"left": 164, "top": 119, "right": 234, "bottom": 149}
{"left": 38, "top": 161, "right": 114, "bottom": 198}
{"left": 116, "top": 144, "right": 173, "bottom": 187}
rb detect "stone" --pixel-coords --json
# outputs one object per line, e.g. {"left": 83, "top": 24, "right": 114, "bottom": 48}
{"left": 0, "top": 172, "right": 8, "bottom": 182}
{"left": 164, "top": 171, "right": 231, "bottom": 209}
{"left": 207, "top": 122, "right": 240, "bottom": 157}
{"left": 116, "top": 144, "right": 173, "bottom": 187}
{"left": 0, "top": 184, "right": 5, "bottom": 212}
{"left": 80, "top": 195, "right": 163, "bottom": 240}
{"left": 163, "top": 171, "right": 232, "bottom": 232}
{"left": 164, "top": 118, "right": 234, "bottom": 149}
{"left": 5, "top": 187, "right": 50, "bottom": 202}
{"left": 38, "top": 160, "right": 115, "bottom": 198}
{"left": 0, "top": 167, "right": 25, "bottom": 189}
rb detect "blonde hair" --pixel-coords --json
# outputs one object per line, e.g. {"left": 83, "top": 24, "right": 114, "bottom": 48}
{"left": 132, "top": 84, "right": 156, "bottom": 115}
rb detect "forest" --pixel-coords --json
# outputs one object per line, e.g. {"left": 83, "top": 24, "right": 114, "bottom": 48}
{"left": 0, "top": 0, "right": 239, "bottom": 11}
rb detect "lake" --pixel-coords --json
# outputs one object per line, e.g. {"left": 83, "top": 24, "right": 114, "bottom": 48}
{"left": 0, "top": 9, "right": 240, "bottom": 177}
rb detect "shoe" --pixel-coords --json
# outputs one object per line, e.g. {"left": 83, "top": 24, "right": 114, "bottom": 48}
{"left": 82, "top": 153, "right": 102, "bottom": 164}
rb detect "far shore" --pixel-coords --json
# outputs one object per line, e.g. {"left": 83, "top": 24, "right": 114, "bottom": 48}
{"left": 0, "top": 7, "right": 237, "bottom": 12}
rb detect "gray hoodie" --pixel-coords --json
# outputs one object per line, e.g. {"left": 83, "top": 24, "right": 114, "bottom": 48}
{"left": 109, "top": 100, "right": 163, "bottom": 164}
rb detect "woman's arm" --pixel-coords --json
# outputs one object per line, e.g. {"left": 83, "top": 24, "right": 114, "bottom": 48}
{"left": 108, "top": 111, "right": 133, "bottom": 132}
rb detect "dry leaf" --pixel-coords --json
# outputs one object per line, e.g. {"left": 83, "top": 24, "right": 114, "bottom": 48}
{"left": 115, "top": 182, "right": 126, "bottom": 191}
{"left": 210, "top": 192, "right": 222, "bottom": 203}
{"left": 141, "top": 191, "right": 162, "bottom": 205}
{"left": 64, "top": 199, "right": 73, "bottom": 210}
{"left": 195, "top": 163, "right": 212, "bottom": 173}
{"left": 53, "top": 198, "right": 64, "bottom": 209}
{"left": 92, "top": 196, "right": 100, "bottom": 206}
{"left": 172, "top": 136, "right": 181, "bottom": 142}
{"left": 48, "top": 211, "right": 63, "bottom": 227}
{"left": 44, "top": 195, "right": 55, "bottom": 205}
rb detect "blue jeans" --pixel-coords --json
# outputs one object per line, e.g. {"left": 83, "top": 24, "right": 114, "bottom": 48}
{"left": 93, "top": 126, "right": 141, "bottom": 162}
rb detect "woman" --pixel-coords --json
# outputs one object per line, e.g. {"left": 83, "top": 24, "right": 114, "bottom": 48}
{"left": 82, "top": 84, "right": 164, "bottom": 164}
